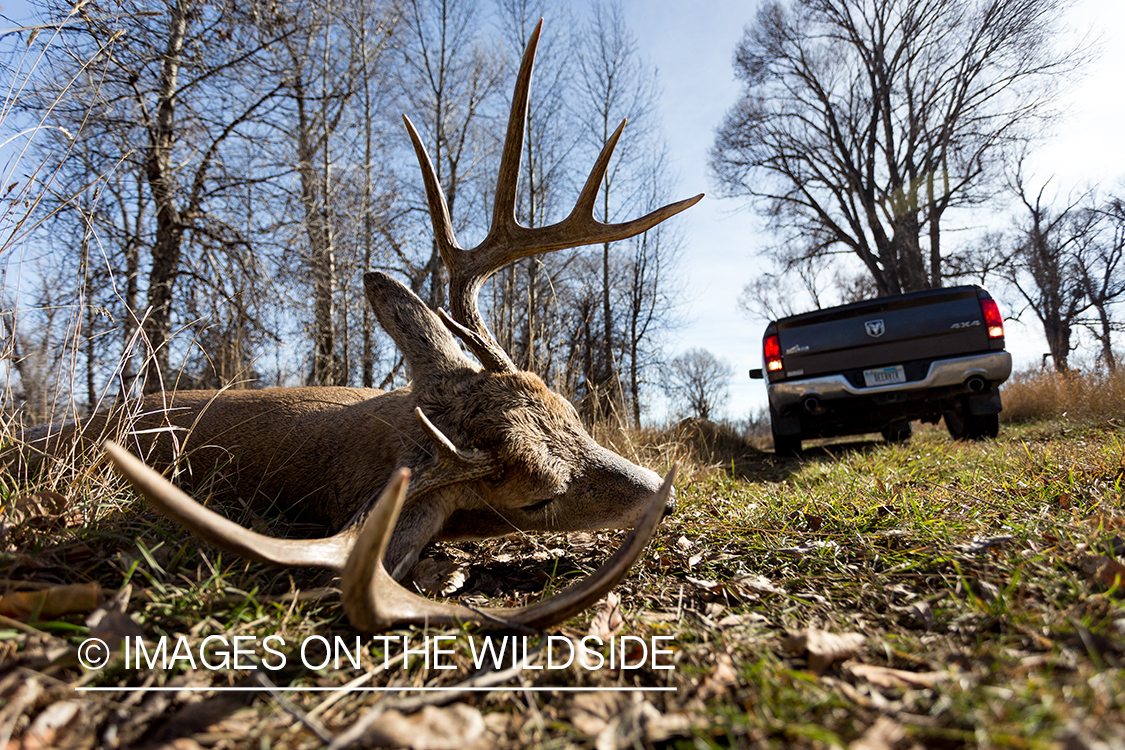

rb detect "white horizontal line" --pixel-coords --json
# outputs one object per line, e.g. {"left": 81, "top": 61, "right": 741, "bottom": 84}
{"left": 76, "top": 686, "right": 677, "bottom": 693}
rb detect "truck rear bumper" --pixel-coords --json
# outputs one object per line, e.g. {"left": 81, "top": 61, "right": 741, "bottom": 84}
{"left": 767, "top": 351, "right": 1013, "bottom": 410}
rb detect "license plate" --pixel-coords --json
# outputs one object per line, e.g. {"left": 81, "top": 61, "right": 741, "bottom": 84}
{"left": 863, "top": 365, "right": 906, "bottom": 387}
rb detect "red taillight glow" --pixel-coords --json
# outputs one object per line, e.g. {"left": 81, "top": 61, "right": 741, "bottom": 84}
{"left": 764, "top": 334, "right": 783, "bottom": 372}
{"left": 980, "top": 298, "right": 1005, "bottom": 339}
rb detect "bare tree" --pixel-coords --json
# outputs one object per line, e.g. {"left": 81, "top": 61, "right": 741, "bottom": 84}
{"left": 1002, "top": 172, "right": 1090, "bottom": 372}
{"left": 0, "top": 271, "right": 71, "bottom": 423}
{"left": 711, "top": 0, "right": 1086, "bottom": 297}
{"left": 353, "top": 5, "right": 403, "bottom": 387}
{"left": 574, "top": 0, "right": 660, "bottom": 419}
{"left": 278, "top": 3, "right": 358, "bottom": 386}
{"left": 398, "top": 0, "right": 506, "bottom": 307}
{"left": 620, "top": 150, "right": 684, "bottom": 426}
{"left": 1074, "top": 196, "right": 1125, "bottom": 372}
{"left": 265, "top": 0, "right": 398, "bottom": 386}
{"left": 663, "top": 348, "right": 732, "bottom": 421}
{"left": 22, "top": 0, "right": 288, "bottom": 394}
{"left": 738, "top": 253, "right": 835, "bottom": 322}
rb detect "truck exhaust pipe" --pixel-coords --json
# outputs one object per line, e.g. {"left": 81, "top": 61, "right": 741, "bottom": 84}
{"left": 803, "top": 396, "right": 822, "bottom": 414}
{"left": 966, "top": 376, "right": 986, "bottom": 393}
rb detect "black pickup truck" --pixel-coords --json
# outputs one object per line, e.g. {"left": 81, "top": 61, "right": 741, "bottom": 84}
{"left": 750, "top": 285, "right": 1012, "bottom": 454}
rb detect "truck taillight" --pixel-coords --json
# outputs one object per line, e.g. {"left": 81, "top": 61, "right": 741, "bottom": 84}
{"left": 764, "top": 334, "right": 783, "bottom": 372}
{"left": 980, "top": 298, "right": 1004, "bottom": 339}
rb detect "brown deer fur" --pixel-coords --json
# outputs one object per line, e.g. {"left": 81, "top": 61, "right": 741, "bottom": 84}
{"left": 15, "top": 273, "right": 668, "bottom": 580}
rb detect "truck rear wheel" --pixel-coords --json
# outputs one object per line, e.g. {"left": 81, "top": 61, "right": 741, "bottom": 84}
{"left": 881, "top": 420, "right": 912, "bottom": 444}
{"left": 945, "top": 403, "right": 999, "bottom": 440}
{"left": 772, "top": 431, "right": 802, "bottom": 456}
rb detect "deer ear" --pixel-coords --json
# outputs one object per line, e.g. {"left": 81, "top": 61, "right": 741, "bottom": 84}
{"left": 363, "top": 272, "right": 478, "bottom": 381}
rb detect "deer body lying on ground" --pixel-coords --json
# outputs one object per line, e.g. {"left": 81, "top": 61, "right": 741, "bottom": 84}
{"left": 10, "top": 21, "right": 700, "bottom": 631}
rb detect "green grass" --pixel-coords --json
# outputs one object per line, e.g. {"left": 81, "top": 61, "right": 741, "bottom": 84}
{"left": 2, "top": 419, "right": 1124, "bottom": 748}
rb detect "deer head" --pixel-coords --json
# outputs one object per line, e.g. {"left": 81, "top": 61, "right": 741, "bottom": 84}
{"left": 103, "top": 20, "right": 701, "bottom": 632}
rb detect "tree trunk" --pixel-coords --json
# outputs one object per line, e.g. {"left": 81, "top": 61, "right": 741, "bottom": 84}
{"left": 1093, "top": 301, "right": 1117, "bottom": 372}
{"left": 292, "top": 66, "right": 342, "bottom": 387}
{"left": 1042, "top": 315, "right": 1071, "bottom": 372}
{"left": 141, "top": 0, "right": 190, "bottom": 393}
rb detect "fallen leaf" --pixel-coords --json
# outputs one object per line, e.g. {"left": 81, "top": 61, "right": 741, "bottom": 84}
{"left": 86, "top": 584, "right": 145, "bottom": 651}
{"left": 144, "top": 694, "right": 254, "bottom": 746}
{"left": 848, "top": 663, "right": 949, "bottom": 689}
{"left": 587, "top": 593, "right": 624, "bottom": 640}
{"left": 960, "top": 535, "right": 1014, "bottom": 555}
{"left": 409, "top": 559, "right": 467, "bottom": 596}
{"left": 567, "top": 532, "right": 597, "bottom": 550}
{"left": 791, "top": 591, "right": 830, "bottom": 607}
{"left": 593, "top": 697, "right": 692, "bottom": 750}
{"left": 849, "top": 716, "right": 905, "bottom": 750}
{"left": 675, "top": 536, "right": 693, "bottom": 552}
{"left": 734, "top": 573, "right": 782, "bottom": 596}
{"left": 716, "top": 612, "right": 767, "bottom": 628}
{"left": 892, "top": 600, "right": 935, "bottom": 630}
{"left": 19, "top": 699, "right": 86, "bottom": 750}
{"left": 364, "top": 704, "right": 484, "bottom": 750}
{"left": 8, "top": 491, "right": 67, "bottom": 520}
{"left": 0, "top": 582, "right": 102, "bottom": 620}
{"left": 788, "top": 510, "right": 824, "bottom": 532}
{"left": 570, "top": 692, "right": 625, "bottom": 737}
{"left": 640, "top": 711, "right": 697, "bottom": 744}
{"left": 1, "top": 679, "right": 43, "bottom": 747}
{"left": 1080, "top": 554, "right": 1125, "bottom": 591}
{"left": 784, "top": 628, "right": 866, "bottom": 674}
{"left": 697, "top": 649, "right": 738, "bottom": 700}
{"left": 684, "top": 576, "right": 721, "bottom": 591}
{"left": 0, "top": 492, "right": 69, "bottom": 543}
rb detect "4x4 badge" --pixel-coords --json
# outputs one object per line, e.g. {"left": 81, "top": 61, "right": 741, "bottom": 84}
{"left": 865, "top": 319, "right": 885, "bottom": 338}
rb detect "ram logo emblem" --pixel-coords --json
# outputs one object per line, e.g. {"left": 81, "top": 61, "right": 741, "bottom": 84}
{"left": 865, "top": 319, "right": 885, "bottom": 338}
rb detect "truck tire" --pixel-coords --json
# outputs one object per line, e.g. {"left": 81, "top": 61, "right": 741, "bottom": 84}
{"left": 772, "top": 431, "right": 802, "bottom": 456}
{"left": 944, "top": 404, "right": 999, "bottom": 440}
{"left": 881, "top": 420, "right": 912, "bottom": 444}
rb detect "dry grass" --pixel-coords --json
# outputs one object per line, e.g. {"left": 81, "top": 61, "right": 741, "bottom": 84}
{"left": 1000, "top": 367, "right": 1125, "bottom": 424}
{"left": 611, "top": 418, "right": 767, "bottom": 485}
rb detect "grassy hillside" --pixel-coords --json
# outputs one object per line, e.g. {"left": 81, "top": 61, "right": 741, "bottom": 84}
{"left": 2, "top": 417, "right": 1124, "bottom": 749}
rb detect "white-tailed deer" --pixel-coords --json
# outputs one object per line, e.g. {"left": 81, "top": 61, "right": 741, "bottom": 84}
{"left": 14, "top": 21, "right": 702, "bottom": 632}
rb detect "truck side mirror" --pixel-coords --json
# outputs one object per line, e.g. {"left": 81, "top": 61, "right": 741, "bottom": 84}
{"left": 749, "top": 368, "right": 764, "bottom": 380}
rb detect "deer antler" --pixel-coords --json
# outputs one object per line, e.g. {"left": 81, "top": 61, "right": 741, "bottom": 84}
{"left": 102, "top": 440, "right": 673, "bottom": 632}
{"left": 340, "top": 465, "right": 674, "bottom": 631}
{"left": 102, "top": 441, "right": 359, "bottom": 569}
{"left": 403, "top": 19, "right": 703, "bottom": 372}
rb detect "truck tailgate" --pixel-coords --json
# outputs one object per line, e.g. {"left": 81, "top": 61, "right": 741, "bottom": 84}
{"left": 775, "top": 287, "right": 991, "bottom": 378}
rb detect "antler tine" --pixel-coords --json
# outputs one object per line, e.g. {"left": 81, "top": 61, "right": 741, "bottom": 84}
{"left": 341, "top": 465, "right": 676, "bottom": 631}
{"left": 400, "top": 18, "right": 543, "bottom": 275}
{"left": 102, "top": 440, "right": 356, "bottom": 569}
{"left": 436, "top": 307, "right": 516, "bottom": 374}
{"left": 489, "top": 18, "right": 542, "bottom": 242}
{"left": 402, "top": 113, "right": 461, "bottom": 270}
